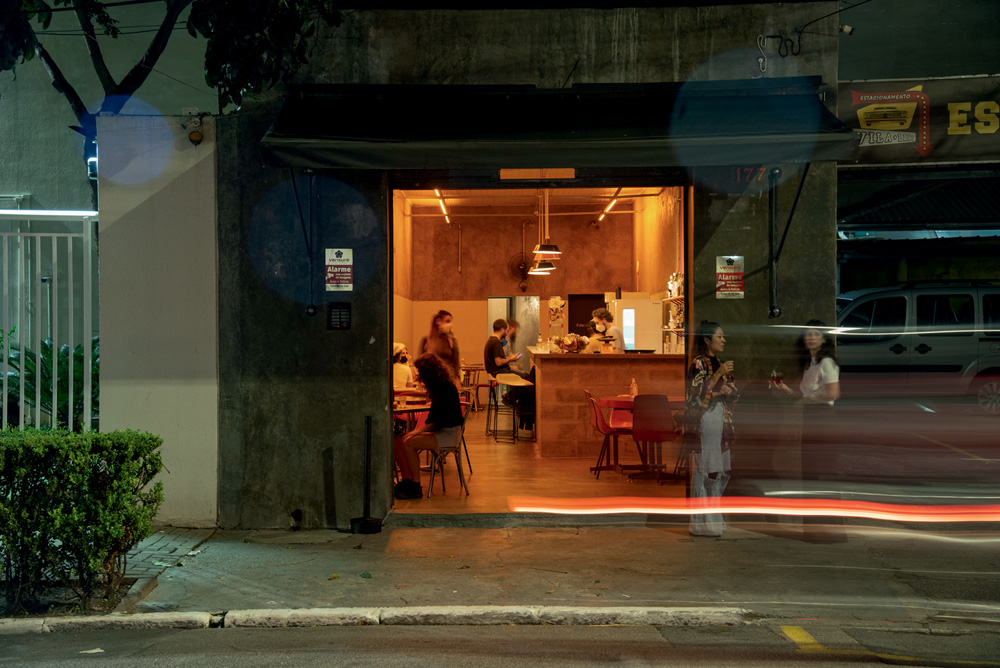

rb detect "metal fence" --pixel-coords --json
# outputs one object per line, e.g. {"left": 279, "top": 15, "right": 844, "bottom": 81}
{"left": 0, "top": 210, "right": 97, "bottom": 431}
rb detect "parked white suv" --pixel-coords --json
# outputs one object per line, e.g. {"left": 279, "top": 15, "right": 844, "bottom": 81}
{"left": 835, "top": 282, "right": 1000, "bottom": 414}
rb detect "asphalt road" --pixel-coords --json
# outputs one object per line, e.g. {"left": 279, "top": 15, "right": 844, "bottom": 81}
{"left": 4, "top": 623, "right": 999, "bottom": 667}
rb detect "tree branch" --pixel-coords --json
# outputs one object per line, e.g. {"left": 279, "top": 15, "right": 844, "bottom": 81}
{"left": 34, "top": 41, "right": 88, "bottom": 126}
{"left": 115, "top": 0, "right": 194, "bottom": 105}
{"left": 75, "top": 6, "right": 116, "bottom": 96}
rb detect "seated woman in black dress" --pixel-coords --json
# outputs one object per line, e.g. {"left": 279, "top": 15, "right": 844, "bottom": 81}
{"left": 393, "top": 353, "right": 464, "bottom": 500}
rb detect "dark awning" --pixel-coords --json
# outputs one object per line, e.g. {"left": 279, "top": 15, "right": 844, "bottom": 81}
{"left": 261, "top": 77, "right": 859, "bottom": 170}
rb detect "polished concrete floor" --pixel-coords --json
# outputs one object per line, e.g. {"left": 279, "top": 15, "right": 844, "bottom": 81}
{"left": 393, "top": 407, "right": 686, "bottom": 514}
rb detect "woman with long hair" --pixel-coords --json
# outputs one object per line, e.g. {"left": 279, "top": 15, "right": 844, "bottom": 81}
{"left": 393, "top": 353, "right": 464, "bottom": 500}
{"left": 772, "top": 319, "right": 844, "bottom": 541}
{"left": 418, "top": 309, "right": 461, "bottom": 386}
{"left": 685, "top": 320, "right": 739, "bottom": 537}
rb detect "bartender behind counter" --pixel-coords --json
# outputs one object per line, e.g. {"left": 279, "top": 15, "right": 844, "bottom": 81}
{"left": 592, "top": 308, "right": 624, "bottom": 352}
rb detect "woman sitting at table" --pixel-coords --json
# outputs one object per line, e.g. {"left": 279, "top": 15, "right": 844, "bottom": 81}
{"left": 392, "top": 342, "right": 414, "bottom": 390}
{"left": 393, "top": 353, "right": 464, "bottom": 500}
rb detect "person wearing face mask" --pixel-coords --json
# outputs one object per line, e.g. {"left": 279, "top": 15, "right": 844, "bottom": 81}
{"left": 591, "top": 308, "right": 624, "bottom": 352}
{"left": 418, "top": 309, "right": 462, "bottom": 388}
{"left": 392, "top": 342, "right": 414, "bottom": 390}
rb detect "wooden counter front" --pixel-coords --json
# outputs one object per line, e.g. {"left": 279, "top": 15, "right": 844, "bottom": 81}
{"left": 527, "top": 348, "right": 686, "bottom": 457}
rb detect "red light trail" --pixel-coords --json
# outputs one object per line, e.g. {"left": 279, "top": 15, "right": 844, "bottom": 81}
{"left": 508, "top": 496, "right": 1000, "bottom": 523}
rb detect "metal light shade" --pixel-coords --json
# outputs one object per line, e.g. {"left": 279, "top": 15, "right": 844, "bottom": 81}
{"left": 528, "top": 260, "right": 557, "bottom": 275}
{"left": 532, "top": 242, "right": 562, "bottom": 257}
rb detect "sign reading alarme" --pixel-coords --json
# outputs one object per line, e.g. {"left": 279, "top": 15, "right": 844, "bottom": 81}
{"left": 325, "top": 248, "right": 353, "bottom": 292}
{"left": 715, "top": 255, "right": 744, "bottom": 299}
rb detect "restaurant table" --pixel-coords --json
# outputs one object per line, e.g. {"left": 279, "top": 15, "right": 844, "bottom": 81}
{"left": 459, "top": 364, "right": 486, "bottom": 411}
{"left": 598, "top": 395, "right": 685, "bottom": 480}
{"left": 393, "top": 403, "right": 431, "bottom": 431}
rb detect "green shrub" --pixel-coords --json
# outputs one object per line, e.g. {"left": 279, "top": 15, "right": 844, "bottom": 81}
{"left": 0, "top": 428, "right": 163, "bottom": 613}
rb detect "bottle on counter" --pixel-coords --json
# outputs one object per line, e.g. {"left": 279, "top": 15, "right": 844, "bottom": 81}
{"left": 629, "top": 378, "right": 638, "bottom": 397}
{"left": 537, "top": 334, "right": 543, "bottom": 348}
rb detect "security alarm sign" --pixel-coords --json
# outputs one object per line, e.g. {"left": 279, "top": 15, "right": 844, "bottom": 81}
{"left": 716, "top": 255, "right": 744, "bottom": 299}
{"left": 326, "top": 248, "right": 353, "bottom": 292}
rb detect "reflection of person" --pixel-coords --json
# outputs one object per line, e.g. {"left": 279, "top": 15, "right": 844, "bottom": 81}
{"left": 418, "top": 309, "right": 461, "bottom": 387}
{"left": 392, "top": 342, "right": 413, "bottom": 389}
{"left": 581, "top": 320, "right": 602, "bottom": 354}
{"left": 771, "top": 320, "right": 844, "bottom": 542}
{"left": 393, "top": 354, "right": 464, "bottom": 500}
{"left": 771, "top": 320, "right": 841, "bottom": 406}
{"left": 685, "top": 320, "right": 739, "bottom": 537}
{"left": 505, "top": 318, "right": 524, "bottom": 371}
{"left": 592, "top": 308, "right": 624, "bottom": 352}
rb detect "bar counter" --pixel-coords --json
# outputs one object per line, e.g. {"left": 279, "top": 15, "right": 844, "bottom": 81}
{"left": 527, "top": 347, "right": 686, "bottom": 457}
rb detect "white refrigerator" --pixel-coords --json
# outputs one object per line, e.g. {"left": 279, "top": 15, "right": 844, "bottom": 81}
{"left": 608, "top": 298, "right": 663, "bottom": 352}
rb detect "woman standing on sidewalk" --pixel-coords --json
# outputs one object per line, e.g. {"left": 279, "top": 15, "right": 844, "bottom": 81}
{"left": 685, "top": 320, "right": 739, "bottom": 537}
{"left": 771, "top": 319, "right": 844, "bottom": 541}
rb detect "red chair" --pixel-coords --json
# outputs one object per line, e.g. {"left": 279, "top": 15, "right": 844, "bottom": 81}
{"left": 630, "top": 394, "right": 683, "bottom": 482}
{"left": 585, "top": 392, "right": 632, "bottom": 479}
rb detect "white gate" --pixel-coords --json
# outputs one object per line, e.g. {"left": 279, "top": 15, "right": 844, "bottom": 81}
{"left": 0, "top": 210, "right": 97, "bottom": 431}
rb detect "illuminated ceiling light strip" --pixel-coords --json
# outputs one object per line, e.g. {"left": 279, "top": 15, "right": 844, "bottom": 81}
{"left": 604, "top": 198, "right": 618, "bottom": 213}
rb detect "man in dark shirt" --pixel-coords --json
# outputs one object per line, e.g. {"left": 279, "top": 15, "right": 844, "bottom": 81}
{"left": 484, "top": 319, "right": 521, "bottom": 376}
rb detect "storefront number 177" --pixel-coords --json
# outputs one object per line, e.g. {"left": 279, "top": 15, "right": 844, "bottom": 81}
{"left": 735, "top": 166, "right": 766, "bottom": 183}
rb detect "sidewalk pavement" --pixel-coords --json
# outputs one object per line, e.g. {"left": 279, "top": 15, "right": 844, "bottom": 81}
{"left": 2, "top": 513, "right": 998, "bottom": 635}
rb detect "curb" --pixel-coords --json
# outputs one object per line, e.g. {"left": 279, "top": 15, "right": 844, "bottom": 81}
{"left": 0, "top": 612, "right": 212, "bottom": 634}
{"left": 224, "top": 606, "right": 750, "bottom": 628}
{"left": 0, "top": 606, "right": 748, "bottom": 634}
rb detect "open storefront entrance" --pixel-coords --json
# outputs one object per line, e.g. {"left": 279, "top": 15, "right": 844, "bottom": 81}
{"left": 391, "top": 183, "right": 690, "bottom": 513}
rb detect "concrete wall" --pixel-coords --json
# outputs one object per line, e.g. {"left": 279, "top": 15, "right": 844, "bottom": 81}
{"left": 97, "top": 114, "right": 219, "bottom": 528}
{"left": 216, "top": 109, "right": 390, "bottom": 530}
{"left": 689, "top": 162, "right": 840, "bottom": 384}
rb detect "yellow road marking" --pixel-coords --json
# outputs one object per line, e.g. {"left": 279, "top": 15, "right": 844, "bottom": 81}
{"left": 780, "top": 625, "right": 998, "bottom": 666}
{"left": 911, "top": 432, "right": 990, "bottom": 462}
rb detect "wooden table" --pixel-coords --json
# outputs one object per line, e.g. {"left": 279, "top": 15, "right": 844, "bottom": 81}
{"left": 460, "top": 364, "right": 485, "bottom": 410}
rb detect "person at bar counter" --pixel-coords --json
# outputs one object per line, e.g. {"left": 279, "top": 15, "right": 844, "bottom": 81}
{"left": 419, "top": 309, "right": 462, "bottom": 389}
{"left": 581, "top": 320, "right": 603, "bottom": 354}
{"left": 484, "top": 319, "right": 524, "bottom": 378}
{"left": 685, "top": 320, "right": 739, "bottom": 537}
{"left": 770, "top": 319, "right": 844, "bottom": 542}
{"left": 504, "top": 318, "right": 525, "bottom": 371}
{"left": 393, "top": 354, "right": 464, "bottom": 500}
{"left": 592, "top": 308, "right": 624, "bottom": 352}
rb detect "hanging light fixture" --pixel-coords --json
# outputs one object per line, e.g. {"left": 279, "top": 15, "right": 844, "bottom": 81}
{"left": 527, "top": 259, "right": 556, "bottom": 275}
{"left": 532, "top": 189, "right": 562, "bottom": 259}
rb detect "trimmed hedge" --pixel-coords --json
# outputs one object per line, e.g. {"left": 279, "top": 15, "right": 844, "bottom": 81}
{"left": 0, "top": 428, "right": 163, "bottom": 613}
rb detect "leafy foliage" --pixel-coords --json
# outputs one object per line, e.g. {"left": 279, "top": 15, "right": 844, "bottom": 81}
{"left": 0, "top": 428, "right": 164, "bottom": 613}
{"left": 5, "top": 336, "right": 100, "bottom": 431}
{"left": 187, "top": 0, "right": 342, "bottom": 108}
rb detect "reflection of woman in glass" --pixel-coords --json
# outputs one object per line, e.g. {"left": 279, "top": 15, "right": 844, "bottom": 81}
{"left": 419, "top": 310, "right": 461, "bottom": 387}
{"left": 686, "top": 320, "right": 739, "bottom": 537}
{"left": 772, "top": 320, "right": 844, "bottom": 541}
{"left": 393, "top": 354, "right": 464, "bottom": 500}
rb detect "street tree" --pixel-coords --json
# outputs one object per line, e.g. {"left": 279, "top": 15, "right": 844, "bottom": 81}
{"left": 0, "top": 0, "right": 342, "bottom": 202}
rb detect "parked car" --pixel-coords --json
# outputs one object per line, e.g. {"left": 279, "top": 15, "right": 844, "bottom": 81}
{"left": 835, "top": 281, "right": 1000, "bottom": 414}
